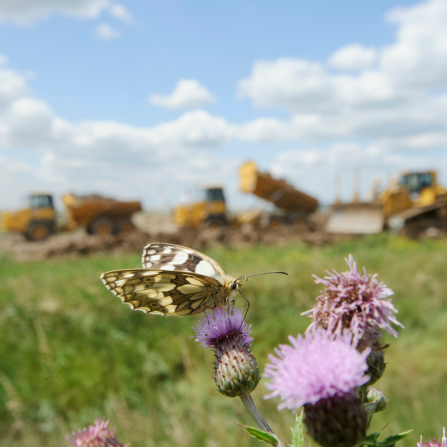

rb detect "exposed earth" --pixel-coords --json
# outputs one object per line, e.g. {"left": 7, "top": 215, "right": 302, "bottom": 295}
{"left": 0, "top": 212, "right": 358, "bottom": 262}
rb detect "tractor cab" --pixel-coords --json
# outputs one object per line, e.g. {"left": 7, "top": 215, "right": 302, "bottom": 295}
{"left": 1, "top": 193, "right": 56, "bottom": 241}
{"left": 398, "top": 171, "right": 447, "bottom": 205}
{"left": 197, "top": 187, "right": 226, "bottom": 203}
{"left": 174, "top": 186, "right": 228, "bottom": 228}
{"left": 399, "top": 172, "right": 434, "bottom": 196}
{"left": 29, "top": 193, "right": 55, "bottom": 210}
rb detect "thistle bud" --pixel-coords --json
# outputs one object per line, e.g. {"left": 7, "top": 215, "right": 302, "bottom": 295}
{"left": 214, "top": 332, "right": 260, "bottom": 397}
{"left": 194, "top": 306, "right": 260, "bottom": 397}
{"left": 358, "top": 331, "right": 388, "bottom": 385}
{"left": 363, "top": 388, "right": 388, "bottom": 414}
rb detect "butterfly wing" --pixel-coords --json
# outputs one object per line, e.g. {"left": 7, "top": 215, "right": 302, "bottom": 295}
{"left": 141, "top": 242, "right": 227, "bottom": 284}
{"left": 100, "top": 268, "right": 227, "bottom": 316}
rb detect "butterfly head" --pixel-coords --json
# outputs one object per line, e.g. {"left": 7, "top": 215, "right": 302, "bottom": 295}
{"left": 228, "top": 278, "right": 243, "bottom": 292}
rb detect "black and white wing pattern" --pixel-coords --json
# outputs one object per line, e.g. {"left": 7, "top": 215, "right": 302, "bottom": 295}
{"left": 100, "top": 243, "right": 236, "bottom": 316}
{"left": 141, "top": 242, "right": 227, "bottom": 282}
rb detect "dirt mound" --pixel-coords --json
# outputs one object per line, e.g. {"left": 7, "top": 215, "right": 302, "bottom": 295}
{"left": 0, "top": 223, "right": 353, "bottom": 262}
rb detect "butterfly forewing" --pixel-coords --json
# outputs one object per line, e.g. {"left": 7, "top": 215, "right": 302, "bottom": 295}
{"left": 142, "top": 242, "right": 227, "bottom": 284}
{"left": 100, "top": 268, "right": 228, "bottom": 316}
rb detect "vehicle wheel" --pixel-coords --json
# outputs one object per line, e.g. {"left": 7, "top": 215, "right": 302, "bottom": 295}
{"left": 116, "top": 218, "right": 135, "bottom": 234}
{"left": 25, "top": 221, "right": 51, "bottom": 241}
{"left": 90, "top": 217, "right": 114, "bottom": 236}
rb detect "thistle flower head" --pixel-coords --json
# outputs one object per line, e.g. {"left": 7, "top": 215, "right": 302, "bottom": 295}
{"left": 194, "top": 306, "right": 253, "bottom": 349}
{"left": 264, "top": 329, "right": 370, "bottom": 411}
{"left": 303, "top": 255, "right": 403, "bottom": 343}
{"left": 193, "top": 306, "right": 259, "bottom": 397}
{"left": 68, "top": 418, "right": 126, "bottom": 447}
{"left": 418, "top": 428, "right": 447, "bottom": 447}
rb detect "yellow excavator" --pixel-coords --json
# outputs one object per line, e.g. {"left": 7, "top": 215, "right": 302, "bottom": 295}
{"left": 326, "top": 171, "right": 447, "bottom": 234}
{"left": 1, "top": 193, "right": 142, "bottom": 241}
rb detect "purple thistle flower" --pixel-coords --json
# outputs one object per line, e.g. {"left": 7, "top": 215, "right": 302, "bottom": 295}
{"left": 303, "top": 254, "right": 403, "bottom": 343}
{"left": 264, "top": 329, "right": 370, "bottom": 410}
{"left": 265, "top": 329, "right": 370, "bottom": 447}
{"left": 193, "top": 306, "right": 260, "bottom": 397}
{"left": 68, "top": 418, "right": 126, "bottom": 447}
{"left": 194, "top": 306, "right": 253, "bottom": 349}
{"left": 417, "top": 429, "right": 447, "bottom": 447}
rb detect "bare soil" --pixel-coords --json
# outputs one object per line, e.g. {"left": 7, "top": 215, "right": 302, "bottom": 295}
{"left": 0, "top": 213, "right": 353, "bottom": 262}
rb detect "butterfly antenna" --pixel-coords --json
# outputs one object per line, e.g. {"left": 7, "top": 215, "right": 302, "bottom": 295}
{"left": 237, "top": 289, "right": 250, "bottom": 321}
{"left": 236, "top": 271, "right": 288, "bottom": 282}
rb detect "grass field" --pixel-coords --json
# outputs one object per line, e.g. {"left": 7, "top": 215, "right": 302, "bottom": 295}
{"left": 1, "top": 235, "right": 447, "bottom": 447}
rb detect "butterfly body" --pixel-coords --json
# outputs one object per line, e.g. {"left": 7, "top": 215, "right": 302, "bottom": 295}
{"left": 100, "top": 243, "right": 242, "bottom": 316}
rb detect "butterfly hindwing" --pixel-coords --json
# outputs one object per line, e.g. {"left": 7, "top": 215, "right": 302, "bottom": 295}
{"left": 100, "top": 268, "right": 228, "bottom": 316}
{"left": 141, "top": 242, "right": 227, "bottom": 284}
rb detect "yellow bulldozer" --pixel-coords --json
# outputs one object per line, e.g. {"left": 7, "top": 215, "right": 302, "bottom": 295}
{"left": 1, "top": 192, "right": 142, "bottom": 241}
{"left": 326, "top": 171, "right": 447, "bottom": 234}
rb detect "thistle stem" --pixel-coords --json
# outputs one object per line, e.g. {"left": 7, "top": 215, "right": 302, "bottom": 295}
{"left": 241, "top": 394, "right": 272, "bottom": 433}
{"left": 240, "top": 394, "right": 286, "bottom": 447}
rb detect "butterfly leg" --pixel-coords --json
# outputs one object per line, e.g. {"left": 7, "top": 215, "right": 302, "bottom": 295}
{"left": 237, "top": 289, "right": 250, "bottom": 322}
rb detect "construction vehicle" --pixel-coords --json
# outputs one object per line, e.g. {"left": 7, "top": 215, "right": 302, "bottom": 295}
{"left": 173, "top": 162, "right": 319, "bottom": 229}
{"left": 326, "top": 171, "right": 447, "bottom": 234}
{"left": 174, "top": 186, "right": 227, "bottom": 229}
{"left": 239, "top": 161, "right": 319, "bottom": 228}
{"left": 1, "top": 193, "right": 142, "bottom": 241}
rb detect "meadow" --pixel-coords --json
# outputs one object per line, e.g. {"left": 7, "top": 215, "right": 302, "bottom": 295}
{"left": 1, "top": 235, "right": 447, "bottom": 447}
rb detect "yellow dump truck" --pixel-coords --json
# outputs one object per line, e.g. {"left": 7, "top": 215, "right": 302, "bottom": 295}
{"left": 1, "top": 193, "right": 142, "bottom": 241}
{"left": 326, "top": 171, "right": 447, "bottom": 234}
{"left": 174, "top": 186, "right": 228, "bottom": 229}
{"left": 239, "top": 161, "right": 319, "bottom": 228}
{"left": 173, "top": 162, "right": 319, "bottom": 229}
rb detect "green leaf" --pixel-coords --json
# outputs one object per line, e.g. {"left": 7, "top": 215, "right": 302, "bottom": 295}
{"left": 360, "top": 430, "right": 412, "bottom": 447}
{"left": 291, "top": 410, "right": 304, "bottom": 447}
{"left": 238, "top": 423, "right": 279, "bottom": 446}
{"left": 362, "top": 432, "right": 381, "bottom": 445}
{"left": 378, "top": 430, "right": 413, "bottom": 447}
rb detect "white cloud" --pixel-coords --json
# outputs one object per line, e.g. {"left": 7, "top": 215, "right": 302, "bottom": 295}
{"left": 108, "top": 3, "right": 132, "bottom": 23}
{"left": 0, "top": 156, "right": 35, "bottom": 206}
{"left": 238, "top": 59, "right": 335, "bottom": 112}
{"left": 149, "top": 79, "right": 216, "bottom": 110}
{"left": 95, "top": 22, "right": 120, "bottom": 40}
{"left": 0, "top": 0, "right": 112, "bottom": 25}
{"left": 328, "top": 44, "right": 377, "bottom": 71}
{"left": 381, "top": 0, "right": 447, "bottom": 89}
{"left": 0, "top": 67, "right": 29, "bottom": 107}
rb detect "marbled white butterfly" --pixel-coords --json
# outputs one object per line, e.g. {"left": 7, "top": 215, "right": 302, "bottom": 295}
{"left": 100, "top": 242, "right": 286, "bottom": 316}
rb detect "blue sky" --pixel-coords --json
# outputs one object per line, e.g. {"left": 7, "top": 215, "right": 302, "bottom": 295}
{"left": 1, "top": 0, "right": 446, "bottom": 211}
